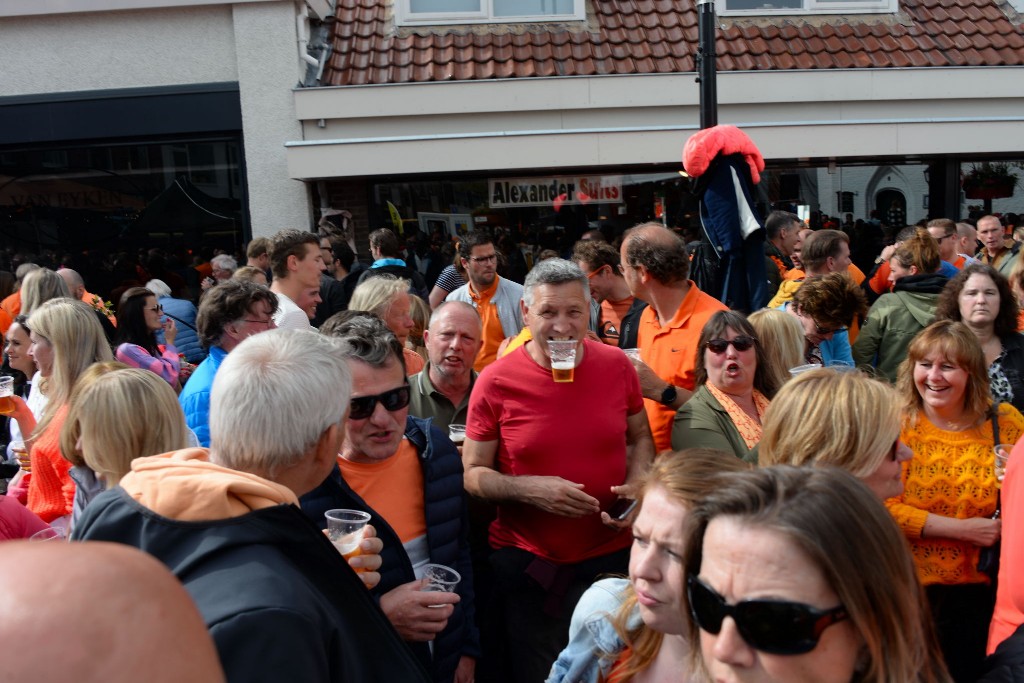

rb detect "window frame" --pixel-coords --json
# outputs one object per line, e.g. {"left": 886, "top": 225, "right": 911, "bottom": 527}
{"left": 395, "top": 0, "right": 585, "bottom": 26}
{"left": 717, "top": 0, "right": 896, "bottom": 16}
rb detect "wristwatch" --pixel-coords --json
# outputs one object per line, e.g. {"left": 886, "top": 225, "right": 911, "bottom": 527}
{"left": 659, "top": 384, "right": 677, "bottom": 406}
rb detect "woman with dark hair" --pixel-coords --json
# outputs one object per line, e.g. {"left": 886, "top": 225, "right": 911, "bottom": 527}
{"left": 671, "top": 311, "right": 780, "bottom": 462}
{"left": 888, "top": 320, "right": 1024, "bottom": 681}
{"left": 934, "top": 263, "right": 1024, "bottom": 413}
{"left": 684, "top": 466, "right": 951, "bottom": 683}
{"left": 113, "top": 287, "right": 180, "bottom": 389}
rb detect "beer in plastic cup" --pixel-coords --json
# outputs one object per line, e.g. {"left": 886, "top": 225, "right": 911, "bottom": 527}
{"left": 325, "top": 509, "right": 371, "bottom": 566}
{"left": 995, "top": 444, "right": 1013, "bottom": 484}
{"left": 548, "top": 340, "right": 578, "bottom": 383}
{"left": 449, "top": 423, "right": 466, "bottom": 444}
{"left": 0, "top": 376, "right": 14, "bottom": 416}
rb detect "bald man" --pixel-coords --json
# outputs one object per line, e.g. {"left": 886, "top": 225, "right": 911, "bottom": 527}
{"left": 0, "top": 541, "right": 224, "bottom": 683}
{"left": 57, "top": 268, "right": 116, "bottom": 327}
{"left": 408, "top": 301, "right": 483, "bottom": 431}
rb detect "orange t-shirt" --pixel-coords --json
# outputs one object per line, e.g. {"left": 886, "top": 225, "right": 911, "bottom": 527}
{"left": 470, "top": 279, "right": 504, "bottom": 372}
{"left": 403, "top": 347, "right": 425, "bottom": 375}
{"left": 1, "top": 290, "right": 21, "bottom": 320}
{"left": 638, "top": 283, "right": 728, "bottom": 452}
{"left": 598, "top": 296, "right": 635, "bottom": 346}
{"left": 337, "top": 439, "right": 426, "bottom": 544}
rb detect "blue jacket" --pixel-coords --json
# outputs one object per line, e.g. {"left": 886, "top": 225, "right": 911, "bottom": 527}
{"left": 178, "top": 346, "right": 226, "bottom": 447}
{"left": 300, "top": 415, "right": 480, "bottom": 683}
{"left": 547, "top": 578, "right": 636, "bottom": 683}
{"left": 157, "top": 295, "right": 206, "bottom": 363}
{"left": 780, "top": 302, "right": 854, "bottom": 366}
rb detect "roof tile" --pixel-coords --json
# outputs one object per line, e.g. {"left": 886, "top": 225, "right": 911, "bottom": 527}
{"left": 323, "top": 0, "right": 1024, "bottom": 84}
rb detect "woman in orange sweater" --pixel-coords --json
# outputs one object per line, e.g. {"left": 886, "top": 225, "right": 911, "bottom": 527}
{"left": 24, "top": 298, "right": 113, "bottom": 531}
{"left": 887, "top": 320, "right": 1024, "bottom": 682}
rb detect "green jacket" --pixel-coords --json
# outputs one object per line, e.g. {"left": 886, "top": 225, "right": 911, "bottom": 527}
{"left": 852, "top": 273, "right": 945, "bottom": 382}
{"left": 671, "top": 385, "right": 758, "bottom": 463}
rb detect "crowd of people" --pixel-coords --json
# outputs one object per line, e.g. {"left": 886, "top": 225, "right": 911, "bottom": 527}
{"left": 3, "top": 209, "right": 1024, "bottom": 682}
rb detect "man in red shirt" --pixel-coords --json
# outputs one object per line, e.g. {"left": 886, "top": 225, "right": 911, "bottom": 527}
{"left": 464, "top": 258, "right": 654, "bottom": 682}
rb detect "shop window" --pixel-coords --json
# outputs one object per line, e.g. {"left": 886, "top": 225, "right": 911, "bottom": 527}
{"left": 719, "top": 0, "right": 895, "bottom": 14}
{"left": 397, "top": 0, "right": 584, "bottom": 25}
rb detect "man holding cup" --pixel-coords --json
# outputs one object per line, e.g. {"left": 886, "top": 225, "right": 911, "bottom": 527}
{"left": 74, "top": 329, "right": 428, "bottom": 682}
{"left": 301, "top": 314, "right": 479, "bottom": 683}
{"left": 463, "top": 258, "right": 655, "bottom": 682}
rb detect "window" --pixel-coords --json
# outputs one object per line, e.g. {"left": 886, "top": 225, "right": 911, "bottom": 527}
{"left": 397, "top": 0, "right": 584, "bottom": 25}
{"left": 719, "top": 0, "right": 895, "bottom": 15}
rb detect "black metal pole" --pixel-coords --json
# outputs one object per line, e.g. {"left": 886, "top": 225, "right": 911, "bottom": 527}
{"left": 696, "top": 0, "right": 718, "bottom": 129}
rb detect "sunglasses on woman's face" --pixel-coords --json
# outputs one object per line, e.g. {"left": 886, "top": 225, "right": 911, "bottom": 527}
{"left": 705, "top": 336, "right": 757, "bottom": 354}
{"left": 687, "top": 575, "right": 849, "bottom": 655}
{"left": 348, "top": 385, "right": 411, "bottom": 420}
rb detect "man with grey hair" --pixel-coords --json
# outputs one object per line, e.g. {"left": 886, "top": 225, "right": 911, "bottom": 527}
{"left": 408, "top": 301, "right": 483, "bottom": 430}
{"left": 76, "top": 329, "right": 429, "bottom": 683}
{"left": 463, "top": 258, "right": 654, "bottom": 682}
{"left": 301, "top": 314, "right": 479, "bottom": 683}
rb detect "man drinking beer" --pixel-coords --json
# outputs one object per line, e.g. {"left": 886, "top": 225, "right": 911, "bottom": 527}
{"left": 463, "top": 258, "right": 655, "bottom": 682}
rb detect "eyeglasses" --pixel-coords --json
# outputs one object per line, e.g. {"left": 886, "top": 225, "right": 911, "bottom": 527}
{"left": 706, "top": 336, "right": 757, "bottom": 354}
{"left": 585, "top": 266, "right": 606, "bottom": 279}
{"left": 814, "top": 321, "right": 847, "bottom": 336}
{"left": 469, "top": 254, "right": 498, "bottom": 264}
{"left": 687, "top": 575, "right": 849, "bottom": 656}
{"left": 241, "top": 318, "right": 274, "bottom": 327}
{"left": 146, "top": 304, "right": 163, "bottom": 313}
{"left": 349, "top": 384, "right": 411, "bottom": 420}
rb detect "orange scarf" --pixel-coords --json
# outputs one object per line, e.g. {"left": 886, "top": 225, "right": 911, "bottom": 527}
{"left": 706, "top": 383, "right": 770, "bottom": 449}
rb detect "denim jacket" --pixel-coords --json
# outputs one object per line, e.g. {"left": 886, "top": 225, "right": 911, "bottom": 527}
{"left": 547, "top": 578, "right": 639, "bottom": 683}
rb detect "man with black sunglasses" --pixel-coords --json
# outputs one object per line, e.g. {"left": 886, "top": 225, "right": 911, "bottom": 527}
{"left": 301, "top": 314, "right": 479, "bottom": 683}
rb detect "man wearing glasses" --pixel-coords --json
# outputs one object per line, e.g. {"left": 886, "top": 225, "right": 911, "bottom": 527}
{"left": 301, "top": 314, "right": 479, "bottom": 683}
{"left": 445, "top": 230, "right": 523, "bottom": 371}
{"left": 619, "top": 223, "right": 728, "bottom": 453}
{"left": 179, "top": 280, "right": 278, "bottom": 447}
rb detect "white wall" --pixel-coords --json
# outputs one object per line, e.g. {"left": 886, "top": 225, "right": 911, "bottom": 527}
{"left": 286, "top": 67, "right": 1024, "bottom": 179}
{"left": 0, "top": 1, "right": 311, "bottom": 238}
{"left": 232, "top": 1, "right": 311, "bottom": 236}
{"left": 0, "top": 6, "right": 238, "bottom": 94}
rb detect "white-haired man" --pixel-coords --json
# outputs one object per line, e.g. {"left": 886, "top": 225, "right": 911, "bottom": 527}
{"left": 75, "top": 329, "right": 429, "bottom": 683}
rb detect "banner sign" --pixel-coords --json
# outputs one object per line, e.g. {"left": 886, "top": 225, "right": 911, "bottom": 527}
{"left": 489, "top": 175, "right": 622, "bottom": 209}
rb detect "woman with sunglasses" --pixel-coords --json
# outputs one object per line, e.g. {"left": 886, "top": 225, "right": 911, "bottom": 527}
{"left": 548, "top": 448, "right": 749, "bottom": 683}
{"left": 113, "top": 287, "right": 181, "bottom": 389}
{"left": 758, "top": 367, "right": 913, "bottom": 500}
{"left": 672, "top": 311, "right": 781, "bottom": 463}
{"left": 934, "top": 264, "right": 1024, "bottom": 414}
{"left": 684, "top": 465, "right": 951, "bottom": 683}
{"left": 888, "top": 320, "right": 1024, "bottom": 682}
{"left": 853, "top": 228, "right": 947, "bottom": 382}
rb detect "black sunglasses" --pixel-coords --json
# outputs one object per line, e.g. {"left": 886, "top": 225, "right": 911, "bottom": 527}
{"left": 687, "top": 575, "right": 849, "bottom": 655}
{"left": 814, "top": 321, "right": 847, "bottom": 336}
{"left": 349, "top": 385, "right": 411, "bottom": 420}
{"left": 706, "top": 336, "right": 757, "bottom": 354}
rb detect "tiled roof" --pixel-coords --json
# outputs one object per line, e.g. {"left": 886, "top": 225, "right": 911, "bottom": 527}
{"left": 323, "top": 0, "right": 1024, "bottom": 86}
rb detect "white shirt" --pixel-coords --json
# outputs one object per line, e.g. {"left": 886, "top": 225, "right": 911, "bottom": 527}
{"left": 272, "top": 291, "right": 312, "bottom": 331}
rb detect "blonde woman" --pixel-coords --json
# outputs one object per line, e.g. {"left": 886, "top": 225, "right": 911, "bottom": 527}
{"left": 758, "top": 367, "right": 913, "bottom": 499}
{"left": 24, "top": 298, "right": 113, "bottom": 529}
{"left": 747, "top": 307, "right": 804, "bottom": 390}
{"left": 349, "top": 274, "right": 425, "bottom": 374}
{"left": 19, "top": 268, "right": 71, "bottom": 316}
{"left": 548, "top": 449, "right": 749, "bottom": 683}
{"left": 61, "top": 366, "right": 189, "bottom": 527}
